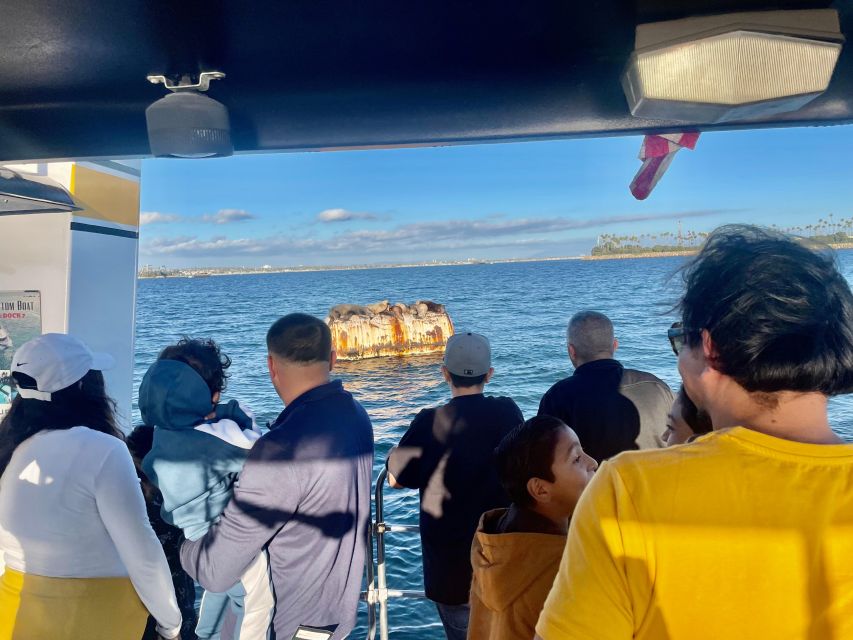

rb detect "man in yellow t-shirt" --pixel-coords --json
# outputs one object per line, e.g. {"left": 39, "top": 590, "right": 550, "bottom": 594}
{"left": 536, "top": 224, "right": 853, "bottom": 640}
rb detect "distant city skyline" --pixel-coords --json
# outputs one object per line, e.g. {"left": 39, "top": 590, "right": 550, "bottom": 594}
{"left": 139, "top": 125, "right": 853, "bottom": 268}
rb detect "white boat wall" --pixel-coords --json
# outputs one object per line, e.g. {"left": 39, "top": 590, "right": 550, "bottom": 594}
{"left": 0, "top": 161, "right": 142, "bottom": 428}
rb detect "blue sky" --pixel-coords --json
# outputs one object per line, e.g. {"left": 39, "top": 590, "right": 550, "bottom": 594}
{"left": 139, "top": 125, "right": 853, "bottom": 268}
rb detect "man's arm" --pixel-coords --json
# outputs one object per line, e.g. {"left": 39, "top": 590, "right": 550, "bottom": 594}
{"left": 385, "top": 411, "right": 429, "bottom": 490}
{"left": 535, "top": 462, "right": 639, "bottom": 639}
{"left": 387, "top": 468, "right": 404, "bottom": 489}
{"left": 180, "top": 436, "right": 300, "bottom": 592}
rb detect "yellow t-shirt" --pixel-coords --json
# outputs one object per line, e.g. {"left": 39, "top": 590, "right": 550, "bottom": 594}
{"left": 536, "top": 427, "right": 853, "bottom": 640}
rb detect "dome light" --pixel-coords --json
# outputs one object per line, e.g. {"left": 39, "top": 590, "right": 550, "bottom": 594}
{"left": 622, "top": 10, "right": 844, "bottom": 123}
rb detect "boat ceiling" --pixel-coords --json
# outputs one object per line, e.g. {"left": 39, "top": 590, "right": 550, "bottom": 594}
{"left": 0, "top": 0, "right": 851, "bottom": 161}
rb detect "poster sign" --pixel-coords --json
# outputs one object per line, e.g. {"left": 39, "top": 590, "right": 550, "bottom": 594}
{"left": 0, "top": 291, "right": 42, "bottom": 418}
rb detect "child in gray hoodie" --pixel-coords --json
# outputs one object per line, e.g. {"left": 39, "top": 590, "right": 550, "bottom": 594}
{"left": 140, "top": 338, "right": 273, "bottom": 640}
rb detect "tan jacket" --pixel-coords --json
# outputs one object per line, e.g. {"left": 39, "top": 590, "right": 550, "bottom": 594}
{"left": 468, "top": 509, "right": 566, "bottom": 640}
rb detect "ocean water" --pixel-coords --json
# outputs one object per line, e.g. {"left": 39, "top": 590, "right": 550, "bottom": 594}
{"left": 133, "top": 254, "right": 853, "bottom": 639}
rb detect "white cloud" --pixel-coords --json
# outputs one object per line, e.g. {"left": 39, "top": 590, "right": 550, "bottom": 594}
{"left": 201, "top": 209, "right": 256, "bottom": 224}
{"left": 316, "top": 208, "right": 379, "bottom": 223}
{"left": 140, "top": 211, "right": 182, "bottom": 225}
{"left": 141, "top": 208, "right": 734, "bottom": 261}
{"left": 141, "top": 209, "right": 256, "bottom": 225}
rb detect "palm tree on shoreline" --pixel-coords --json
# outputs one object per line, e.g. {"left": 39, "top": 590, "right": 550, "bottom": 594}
{"left": 592, "top": 217, "right": 853, "bottom": 256}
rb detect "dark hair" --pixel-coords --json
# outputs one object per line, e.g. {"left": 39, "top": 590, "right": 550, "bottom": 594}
{"left": 267, "top": 313, "right": 332, "bottom": 363}
{"left": 677, "top": 385, "right": 712, "bottom": 435}
{"left": 0, "top": 369, "right": 122, "bottom": 478}
{"left": 679, "top": 224, "right": 853, "bottom": 396}
{"left": 494, "top": 415, "right": 566, "bottom": 508}
{"left": 158, "top": 337, "right": 231, "bottom": 396}
{"left": 448, "top": 371, "right": 487, "bottom": 388}
{"left": 126, "top": 423, "right": 154, "bottom": 464}
{"left": 126, "top": 424, "right": 159, "bottom": 502}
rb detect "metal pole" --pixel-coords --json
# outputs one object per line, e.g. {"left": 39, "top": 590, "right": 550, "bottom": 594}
{"left": 365, "top": 517, "right": 377, "bottom": 640}
{"left": 361, "top": 466, "right": 425, "bottom": 639}
{"left": 375, "top": 468, "right": 389, "bottom": 640}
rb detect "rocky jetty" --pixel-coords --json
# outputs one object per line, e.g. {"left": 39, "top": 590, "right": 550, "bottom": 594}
{"left": 326, "top": 300, "right": 454, "bottom": 360}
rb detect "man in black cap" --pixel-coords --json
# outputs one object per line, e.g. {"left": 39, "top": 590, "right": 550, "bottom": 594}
{"left": 387, "top": 332, "right": 523, "bottom": 640}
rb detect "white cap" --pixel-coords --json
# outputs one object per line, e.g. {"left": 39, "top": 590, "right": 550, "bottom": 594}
{"left": 11, "top": 333, "right": 114, "bottom": 401}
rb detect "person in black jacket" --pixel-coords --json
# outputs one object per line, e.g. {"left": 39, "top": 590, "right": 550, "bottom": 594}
{"left": 538, "top": 311, "right": 672, "bottom": 462}
{"left": 126, "top": 425, "right": 198, "bottom": 640}
{"left": 387, "top": 332, "right": 524, "bottom": 640}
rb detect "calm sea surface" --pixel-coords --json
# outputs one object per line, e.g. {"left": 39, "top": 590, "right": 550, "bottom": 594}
{"left": 133, "top": 254, "right": 853, "bottom": 639}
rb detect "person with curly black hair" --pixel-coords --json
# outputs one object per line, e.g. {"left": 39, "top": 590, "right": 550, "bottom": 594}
{"left": 140, "top": 337, "right": 272, "bottom": 640}
{"left": 537, "top": 225, "right": 853, "bottom": 640}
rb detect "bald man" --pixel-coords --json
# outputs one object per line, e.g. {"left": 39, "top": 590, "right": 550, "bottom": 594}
{"left": 538, "top": 311, "right": 672, "bottom": 462}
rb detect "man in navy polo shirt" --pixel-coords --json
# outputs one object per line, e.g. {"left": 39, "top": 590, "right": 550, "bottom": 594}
{"left": 181, "top": 313, "right": 375, "bottom": 640}
{"left": 387, "top": 332, "right": 524, "bottom": 640}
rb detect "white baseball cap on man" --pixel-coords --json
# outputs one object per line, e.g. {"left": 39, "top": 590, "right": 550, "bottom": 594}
{"left": 11, "top": 333, "right": 114, "bottom": 401}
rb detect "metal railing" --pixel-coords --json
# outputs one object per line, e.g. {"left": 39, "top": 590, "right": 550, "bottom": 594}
{"left": 362, "top": 467, "right": 425, "bottom": 640}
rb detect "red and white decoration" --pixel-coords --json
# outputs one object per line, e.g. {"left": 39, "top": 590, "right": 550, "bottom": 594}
{"left": 630, "top": 133, "right": 700, "bottom": 200}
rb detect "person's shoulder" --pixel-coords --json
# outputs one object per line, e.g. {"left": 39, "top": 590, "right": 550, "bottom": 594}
{"left": 544, "top": 375, "right": 576, "bottom": 395}
{"left": 621, "top": 367, "right": 670, "bottom": 387}
{"left": 244, "top": 425, "right": 291, "bottom": 459}
{"left": 620, "top": 368, "right": 674, "bottom": 399}
{"left": 64, "top": 426, "right": 126, "bottom": 452}
{"left": 403, "top": 406, "right": 436, "bottom": 432}
{"left": 415, "top": 404, "right": 440, "bottom": 420}
{"left": 452, "top": 396, "right": 522, "bottom": 433}
{"left": 147, "top": 422, "right": 212, "bottom": 452}
{"left": 62, "top": 428, "right": 135, "bottom": 474}
{"left": 347, "top": 392, "right": 374, "bottom": 423}
{"left": 490, "top": 394, "right": 519, "bottom": 404}
{"left": 604, "top": 432, "right": 724, "bottom": 482}
{"left": 392, "top": 407, "right": 437, "bottom": 444}
{"left": 326, "top": 384, "right": 373, "bottom": 420}
{"left": 539, "top": 377, "right": 576, "bottom": 410}
{"left": 483, "top": 394, "right": 520, "bottom": 407}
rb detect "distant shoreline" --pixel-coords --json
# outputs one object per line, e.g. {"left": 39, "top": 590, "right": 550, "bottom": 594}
{"left": 583, "top": 250, "right": 696, "bottom": 261}
{"left": 584, "top": 242, "right": 853, "bottom": 261}
{"left": 138, "top": 255, "right": 585, "bottom": 279}
{"left": 139, "top": 243, "right": 853, "bottom": 278}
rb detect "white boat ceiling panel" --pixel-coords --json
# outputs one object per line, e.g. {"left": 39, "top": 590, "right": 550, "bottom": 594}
{"left": 0, "top": 0, "right": 850, "bottom": 160}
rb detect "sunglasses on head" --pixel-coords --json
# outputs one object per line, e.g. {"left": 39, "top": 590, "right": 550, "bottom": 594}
{"left": 667, "top": 322, "right": 701, "bottom": 356}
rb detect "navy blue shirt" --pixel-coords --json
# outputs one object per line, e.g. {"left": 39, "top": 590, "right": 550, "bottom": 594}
{"left": 181, "top": 380, "right": 375, "bottom": 640}
{"left": 387, "top": 394, "right": 524, "bottom": 605}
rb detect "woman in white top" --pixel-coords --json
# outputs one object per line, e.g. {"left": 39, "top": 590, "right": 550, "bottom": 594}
{"left": 0, "top": 333, "right": 182, "bottom": 640}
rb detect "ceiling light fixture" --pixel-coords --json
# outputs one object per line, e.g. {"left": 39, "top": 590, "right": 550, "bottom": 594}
{"left": 622, "top": 9, "right": 844, "bottom": 123}
{"left": 145, "top": 71, "right": 232, "bottom": 158}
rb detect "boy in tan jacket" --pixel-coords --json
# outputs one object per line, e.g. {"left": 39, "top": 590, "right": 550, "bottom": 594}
{"left": 468, "top": 416, "right": 597, "bottom": 640}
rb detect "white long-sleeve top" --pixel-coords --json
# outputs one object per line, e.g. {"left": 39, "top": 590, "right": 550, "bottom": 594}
{"left": 0, "top": 426, "right": 182, "bottom": 638}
